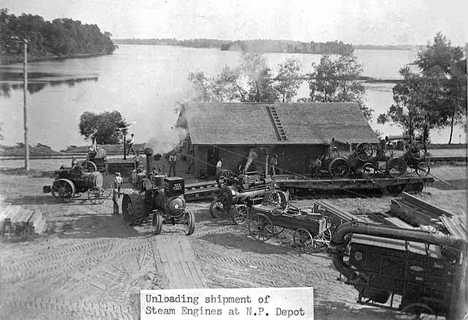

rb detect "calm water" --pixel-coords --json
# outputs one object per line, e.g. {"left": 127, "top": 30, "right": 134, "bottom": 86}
{"left": 0, "top": 45, "right": 465, "bottom": 152}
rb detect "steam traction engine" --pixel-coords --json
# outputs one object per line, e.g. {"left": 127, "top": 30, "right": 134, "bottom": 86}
{"left": 329, "top": 222, "right": 467, "bottom": 319}
{"left": 209, "top": 171, "right": 286, "bottom": 224}
{"left": 121, "top": 148, "right": 195, "bottom": 235}
{"left": 43, "top": 166, "right": 107, "bottom": 203}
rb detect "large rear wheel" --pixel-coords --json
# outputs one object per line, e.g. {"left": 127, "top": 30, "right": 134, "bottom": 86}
{"left": 52, "top": 179, "right": 76, "bottom": 201}
{"left": 122, "top": 193, "right": 145, "bottom": 225}
{"left": 388, "top": 158, "right": 407, "bottom": 177}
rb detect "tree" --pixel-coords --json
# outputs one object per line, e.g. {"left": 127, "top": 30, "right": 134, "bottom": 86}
{"left": 209, "top": 66, "right": 246, "bottom": 102}
{"left": 274, "top": 58, "right": 303, "bottom": 102}
{"left": 378, "top": 33, "right": 466, "bottom": 143}
{"left": 307, "top": 54, "right": 372, "bottom": 120}
{"left": 241, "top": 53, "right": 276, "bottom": 102}
{"left": 78, "top": 111, "right": 128, "bottom": 144}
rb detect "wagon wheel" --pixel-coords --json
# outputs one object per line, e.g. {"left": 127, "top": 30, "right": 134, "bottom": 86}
{"left": 152, "top": 210, "right": 163, "bottom": 235}
{"left": 182, "top": 211, "right": 195, "bottom": 235}
{"left": 408, "top": 141, "right": 427, "bottom": 161}
{"left": 362, "top": 163, "right": 377, "bottom": 178}
{"left": 388, "top": 158, "right": 407, "bottom": 177}
{"left": 248, "top": 213, "right": 274, "bottom": 241}
{"left": 82, "top": 160, "right": 97, "bottom": 172}
{"left": 416, "top": 162, "right": 430, "bottom": 177}
{"left": 329, "top": 158, "right": 350, "bottom": 178}
{"left": 53, "top": 178, "right": 76, "bottom": 201}
{"left": 263, "top": 190, "right": 288, "bottom": 209}
{"left": 313, "top": 228, "right": 332, "bottom": 248}
{"left": 217, "top": 169, "right": 233, "bottom": 187}
{"left": 122, "top": 193, "right": 145, "bottom": 225}
{"left": 400, "top": 303, "right": 437, "bottom": 319}
{"left": 88, "top": 187, "right": 105, "bottom": 204}
{"left": 209, "top": 199, "right": 228, "bottom": 219}
{"left": 293, "top": 228, "right": 315, "bottom": 252}
{"left": 355, "top": 142, "right": 375, "bottom": 161}
{"left": 231, "top": 204, "right": 249, "bottom": 225}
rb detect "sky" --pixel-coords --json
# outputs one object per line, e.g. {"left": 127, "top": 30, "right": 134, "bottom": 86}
{"left": 1, "top": 0, "right": 467, "bottom": 46}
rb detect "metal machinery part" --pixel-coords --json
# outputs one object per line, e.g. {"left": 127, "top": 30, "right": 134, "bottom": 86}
{"left": 329, "top": 221, "right": 467, "bottom": 320}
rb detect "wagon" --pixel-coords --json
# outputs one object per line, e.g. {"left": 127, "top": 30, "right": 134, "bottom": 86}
{"left": 248, "top": 203, "right": 332, "bottom": 252}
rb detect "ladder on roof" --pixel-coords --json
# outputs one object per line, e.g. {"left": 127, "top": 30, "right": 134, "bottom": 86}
{"left": 266, "top": 106, "right": 288, "bottom": 141}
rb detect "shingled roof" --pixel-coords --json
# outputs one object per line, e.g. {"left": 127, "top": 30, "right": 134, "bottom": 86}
{"left": 177, "top": 102, "right": 378, "bottom": 145}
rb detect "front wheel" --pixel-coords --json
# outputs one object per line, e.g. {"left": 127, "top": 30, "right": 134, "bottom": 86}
{"left": 183, "top": 211, "right": 195, "bottom": 235}
{"left": 152, "top": 211, "right": 163, "bottom": 235}
{"left": 329, "top": 158, "right": 350, "bottom": 178}
{"left": 388, "top": 158, "right": 407, "bottom": 177}
{"left": 209, "top": 199, "right": 228, "bottom": 219}
{"left": 231, "top": 205, "right": 249, "bottom": 225}
{"left": 248, "top": 213, "right": 274, "bottom": 241}
{"left": 293, "top": 228, "right": 314, "bottom": 252}
{"left": 416, "top": 162, "right": 430, "bottom": 177}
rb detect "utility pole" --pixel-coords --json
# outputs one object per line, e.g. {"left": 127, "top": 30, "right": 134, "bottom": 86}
{"left": 23, "top": 39, "right": 29, "bottom": 171}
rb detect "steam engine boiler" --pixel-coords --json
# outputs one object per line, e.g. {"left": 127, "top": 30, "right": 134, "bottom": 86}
{"left": 121, "top": 148, "right": 195, "bottom": 235}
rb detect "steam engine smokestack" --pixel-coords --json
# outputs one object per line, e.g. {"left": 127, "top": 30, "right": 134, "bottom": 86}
{"left": 144, "top": 147, "right": 154, "bottom": 179}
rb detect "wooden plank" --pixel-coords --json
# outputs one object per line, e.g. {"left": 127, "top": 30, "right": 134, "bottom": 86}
{"left": 401, "top": 192, "right": 454, "bottom": 218}
{"left": 185, "top": 180, "right": 217, "bottom": 189}
{"left": 384, "top": 217, "right": 416, "bottom": 229}
{"left": 184, "top": 186, "right": 219, "bottom": 196}
{"left": 440, "top": 216, "right": 467, "bottom": 241}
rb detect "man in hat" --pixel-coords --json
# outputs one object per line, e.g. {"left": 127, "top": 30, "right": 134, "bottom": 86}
{"left": 113, "top": 172, "right": 123, "bottom": 214}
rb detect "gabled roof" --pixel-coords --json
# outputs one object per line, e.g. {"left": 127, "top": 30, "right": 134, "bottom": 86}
{"left": 177, "top": 102, "right": 378, "bottom": 145}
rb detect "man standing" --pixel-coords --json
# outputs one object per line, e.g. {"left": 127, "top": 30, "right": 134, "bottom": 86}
{"left": 269, "top": 154, "right": 278, "bottom": 176}
{"left": 216, "top": 158, "right": 223, "bottom": 176}
{"left": 168, "top": 153, "right": 177, "bottom": 177}
{"left": 113, "top": 172, "right": 123, "bottom": 214}
{"left": 126, "top": 133, "right": 135, "bottom": 156}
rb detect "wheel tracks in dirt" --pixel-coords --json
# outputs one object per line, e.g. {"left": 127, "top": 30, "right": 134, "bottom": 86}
{"left": 195, "top": 251, "right": 335, "bottom": 280}
{"left": 192, "top": 222, "right": 236, "bottom": 238}
{"left": 1, "top": 240, "right": 151, "bottom": 283}
{"left": 0, "top": 297, "right": 135, "bottom": 320}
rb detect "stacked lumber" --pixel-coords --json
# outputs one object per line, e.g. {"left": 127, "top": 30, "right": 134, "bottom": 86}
{"left": 184, "top": 180, "right": 219, "bottom": 202}
{"left": 0, "top": 205, "right": 47, "bottom": 238}
{"left": 390, "top": 192, "right": 459, "bottom": 234}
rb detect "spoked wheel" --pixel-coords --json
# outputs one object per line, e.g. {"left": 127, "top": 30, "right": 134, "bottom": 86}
{"left": 408, "top": 141, "right": 427, "bottom": 161}
{"left": 388, "top": 158, "right": 407, "bottom": 177}
{"left": 53, "top": 179, "right": 76, "bottom": 201}
{"left": 217, "top": 169, "right": 233, "bottom": 187}
{"left": 82, "top": 160, "right": 97, "bottom": 172}
{"left": 263, "top": 190, "right": 288, "bottom": 209}
{"left": 355, "top": 142, "right": 375, "bottom": 161}
{"left": 329, "top": 158, "right": 350, "bottom": 178}
{"left": 122, "top": 195, "right": 134, "bottom": 225}
{"left": 182, "top": 211, "right": 195, "bottom": 235}
{"left": 361, "top": 163, "right": 377, "bottom": 178}
{"left": 293, "top": 228, "right": 314, "bottom": 252}
{"left": 416, "top": 162, "right": 430, "bottom": 177}
{"left": 152, "top": 211, "right": 163, "bottom": 235}
{"left": 248, "top": 213, "right": 274, "bottom": 241}
{"left": 209, "top": 199, "right": 228, "bottom": 219}
{"left": 313, "top": 228, "right": 332, "bottom": 248}
{"left": 231, "top": 204, "right": 249, "bottom": 225}
{"left": 88, "top": 187, "right": 105, "bottom": 204}
{"left": 400, "top": 303, "right": 437, "bottom": 319}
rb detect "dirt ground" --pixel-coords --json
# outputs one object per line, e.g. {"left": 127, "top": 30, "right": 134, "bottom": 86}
{"left": 0, "top": 164, "right": 466, "bottom": 320}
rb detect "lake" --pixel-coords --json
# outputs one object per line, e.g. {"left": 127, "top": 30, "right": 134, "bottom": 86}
{"left": 0, "top": 45, "right": 465, "bottom": 152}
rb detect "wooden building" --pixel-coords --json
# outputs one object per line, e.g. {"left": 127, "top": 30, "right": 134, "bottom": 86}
{"left": 175, "top": 102, "right": 378, "bottom": 178}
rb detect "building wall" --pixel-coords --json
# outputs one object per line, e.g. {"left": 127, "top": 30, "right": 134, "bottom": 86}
{"left": 192, "top": 144, "right": 328, "bottom": 178}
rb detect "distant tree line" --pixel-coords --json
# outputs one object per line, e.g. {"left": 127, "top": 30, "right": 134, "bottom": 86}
{"left": 114, "top": 38, "right": 353, "bottom": 55}
{"left": 221, "top": 40, "right": 354, "bottom": 55}
{"left": 0, "top": 8, "right": 117, "bottom": 64}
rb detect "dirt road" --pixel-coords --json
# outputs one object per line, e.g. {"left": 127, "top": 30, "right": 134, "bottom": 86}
{"left": 0, "top": 166, "right": 466, "bottom": 320}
